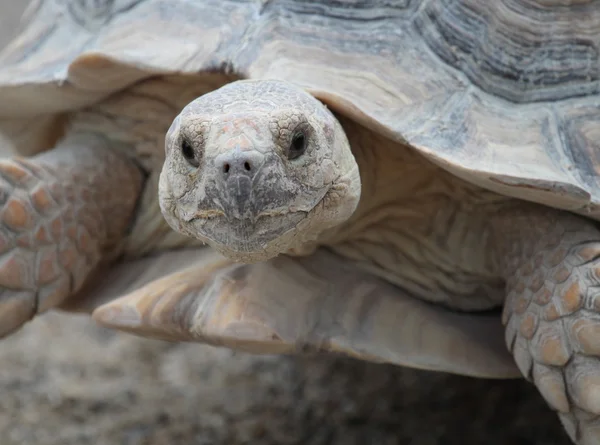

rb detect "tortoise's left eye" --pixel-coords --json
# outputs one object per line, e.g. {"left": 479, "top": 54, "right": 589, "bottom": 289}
{"left": 288, "top": 131, "right": 307, "bottom": 160}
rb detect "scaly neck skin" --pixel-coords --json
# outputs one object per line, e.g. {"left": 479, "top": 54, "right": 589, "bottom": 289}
{"left": 317, "top": 116, "right": 514, "bottom": 311}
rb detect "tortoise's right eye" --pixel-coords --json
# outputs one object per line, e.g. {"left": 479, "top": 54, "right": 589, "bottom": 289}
{"left": 181, "top": 139, "right": 199, "bottom": 167}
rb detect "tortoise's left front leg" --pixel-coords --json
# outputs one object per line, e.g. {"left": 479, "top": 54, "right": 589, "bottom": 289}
{"left": 499, "top": 208, "right": 600, "bottom": 445}
{"left": 0, "top": 132, "right": 143, "bottom": 337}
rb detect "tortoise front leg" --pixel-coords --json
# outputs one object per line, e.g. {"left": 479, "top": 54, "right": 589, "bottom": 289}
{"left": 498, "top": 209, "right": 600, "bottom": 445}
{"left": 0, "top": 133, "right": 143, "bottom": 337}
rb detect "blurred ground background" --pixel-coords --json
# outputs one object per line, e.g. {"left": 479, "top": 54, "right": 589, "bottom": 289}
{"left": 0, "top": 2, "right": 573, "bottom": 444}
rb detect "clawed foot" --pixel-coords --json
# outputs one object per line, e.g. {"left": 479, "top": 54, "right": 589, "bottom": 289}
{"left": 503, "top": 231, "right": 600, "bottom": 444}
{"left": 0, "top": 136, "right": 142, "bottom": 337}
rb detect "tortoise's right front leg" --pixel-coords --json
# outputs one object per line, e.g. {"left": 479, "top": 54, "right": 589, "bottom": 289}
{"left": 0, "top": 133, "right": 143, "bottom": 337}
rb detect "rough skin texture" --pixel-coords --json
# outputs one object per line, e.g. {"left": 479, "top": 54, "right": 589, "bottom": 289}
{"left": 0, "top": 134, "right": 142, "bottom": 337}
{"left": 160, "top": 79, "right": 360, "bottom": 263}
{"left": 499, "top": 211, "right": 600, "bottom": 444}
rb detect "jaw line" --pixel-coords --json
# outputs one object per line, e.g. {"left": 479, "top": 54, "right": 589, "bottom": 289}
{"left": 188, "top": 209, "right": 309, "bottom": 245}
{"left": 186, "top": 180, "right": 334, "bottom": 223}
{"left": 189, "top": 207, "right": 303, "bottom": 223}
{"left": 174, "top": 182, "right": 336, "bottom": 257}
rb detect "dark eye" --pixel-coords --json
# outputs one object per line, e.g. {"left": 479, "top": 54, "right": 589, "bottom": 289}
{"left": 181, "top": 139, "right": 199, "bottom": 167}
{"left": 288, "top": 132, "right": 307, "bottom": 160}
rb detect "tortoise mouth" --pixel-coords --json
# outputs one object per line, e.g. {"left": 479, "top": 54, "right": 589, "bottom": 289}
{"left": 185, "top": 205, "right": 303, "bottom": 223}
{"left": 178, "top": 181, "right": 334, "bottom": 256}
{"left": 162, "top": 177, "right": 340, "bottom": 263}
{"left": 186, "top": 209, "right": 309, "bottom": 257}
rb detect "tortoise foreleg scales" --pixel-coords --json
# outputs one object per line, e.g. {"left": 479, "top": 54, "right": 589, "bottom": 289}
{"left": 0, "top": 133, "right": 143, "bottom": 337}
{"left": 499, "top": 209, "right": 600, "bottom": 444}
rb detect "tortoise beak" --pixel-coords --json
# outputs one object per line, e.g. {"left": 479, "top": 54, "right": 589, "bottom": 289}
{"left": 212, "top": 147, "right": 265, "bottom": 220}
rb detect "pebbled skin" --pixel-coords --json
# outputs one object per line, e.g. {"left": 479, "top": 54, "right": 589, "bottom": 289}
{"left": 0, "top": 133, "right": 143, "bottom": 337}
{"left": 159, "top": 79, "right": 361, "bottom": 263}
{"left": 499, "top": 209, "right": 600, "bottom": 445}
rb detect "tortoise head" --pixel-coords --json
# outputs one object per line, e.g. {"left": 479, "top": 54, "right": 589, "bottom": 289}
{"left": 159, "top": 79, "right": 361, "bottom": 262}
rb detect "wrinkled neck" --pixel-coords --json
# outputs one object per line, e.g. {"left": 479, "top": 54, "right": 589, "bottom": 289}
{"left": 319, "top": 115, "right": 412, "bottom": 244}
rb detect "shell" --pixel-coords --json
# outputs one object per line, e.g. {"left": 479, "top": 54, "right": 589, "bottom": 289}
{"left": 0, "top": 0, "right": 598, "bottom": 220}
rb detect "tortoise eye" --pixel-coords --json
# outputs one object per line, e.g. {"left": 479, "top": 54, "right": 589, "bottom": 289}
{"left": 288, "top": 131, "right": 307, "bottom": 160}
{"left": 181, "top": 139, "right": 199, "bottom": 167}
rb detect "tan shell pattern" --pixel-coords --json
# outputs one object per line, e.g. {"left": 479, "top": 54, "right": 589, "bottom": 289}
{"left": 0, "top": 0, "right": 598, "bottom": 220}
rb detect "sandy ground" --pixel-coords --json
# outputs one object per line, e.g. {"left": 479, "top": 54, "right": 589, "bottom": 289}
{"left": 0, "top": 2, "right": 572, "bottom": 444}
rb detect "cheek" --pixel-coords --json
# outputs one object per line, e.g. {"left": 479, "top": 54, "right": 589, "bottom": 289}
{"left": 320, "top": 159, "right": 337, "bottom": 185}
{"left": 306, "top": 158, "right": 336, "bottom": 188}
{"left": 163, "top": 154, "right": 197, "bottom": 200}
{"left": 292, "top": 147, "right": 336, "bottom": 189}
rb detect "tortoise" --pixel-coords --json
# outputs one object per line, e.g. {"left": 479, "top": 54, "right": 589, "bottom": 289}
{"left": 1, "top": 0, "right": 600, "bottom": 443}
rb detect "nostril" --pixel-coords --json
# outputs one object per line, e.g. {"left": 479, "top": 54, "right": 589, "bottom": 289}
{"left": 219, "top": 153, "right": 259, "bottom": 177}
